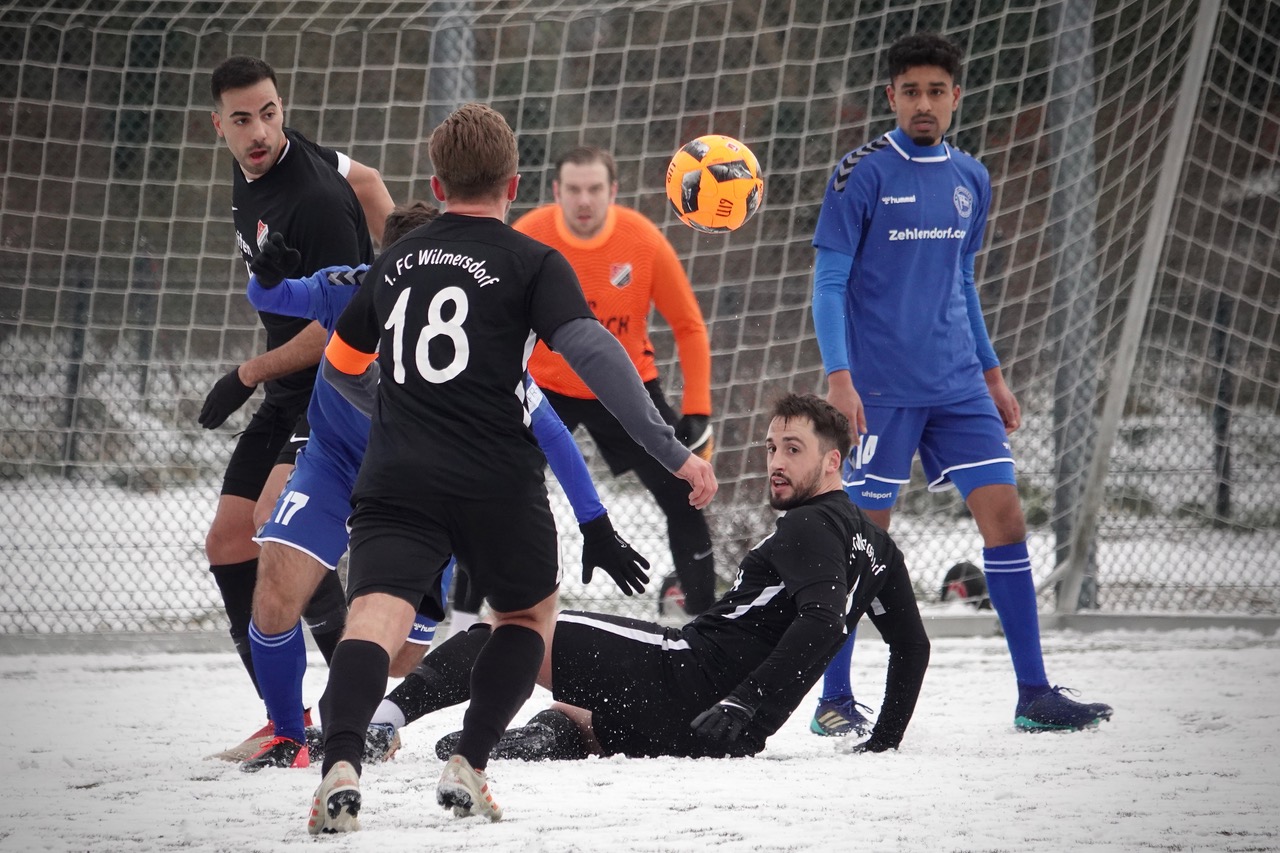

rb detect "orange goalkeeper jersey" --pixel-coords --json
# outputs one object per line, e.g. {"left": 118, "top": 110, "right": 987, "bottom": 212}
{"left": 516, "top": 204, "right": 712, "bottom": 415}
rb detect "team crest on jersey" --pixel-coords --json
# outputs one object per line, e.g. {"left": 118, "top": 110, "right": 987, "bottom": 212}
{"left": 610, "top": 263, "right": 632, "bottom": 288}
{"left": 256, "top": 220, "right": 270, "bottom": 249}
{"left": 953, "top": 187, "right": 973, "bottom": 219}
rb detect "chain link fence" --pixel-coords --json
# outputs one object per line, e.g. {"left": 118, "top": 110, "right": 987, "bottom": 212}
{"left": 1, "top": 0, "right": 1277, "bottom": 638}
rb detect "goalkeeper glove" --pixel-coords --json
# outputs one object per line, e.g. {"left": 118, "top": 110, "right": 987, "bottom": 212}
{"left": 199, "top": 367, "right": 256, "bottom": 429}
{"left": 675, "top": 414, "right": 714, "bottom": 462}
{"left": 690, "top": 697, "right": 755, "bottom": 742}
{"left": 250, "top": 232, "right": 302, "bottom": 289}
{"left": 848, "top": 736, "right": 897, "bottom": 754}
{"left": 580, "top": 513, "right": 650, "bottom": 596}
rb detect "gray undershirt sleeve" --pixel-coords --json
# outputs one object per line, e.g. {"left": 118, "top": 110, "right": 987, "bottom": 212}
{"left": 549, "top": 317, "right": 692, "bottom": 474}
{"left": 321, "top": 355, "right": 379, "bottom": 420}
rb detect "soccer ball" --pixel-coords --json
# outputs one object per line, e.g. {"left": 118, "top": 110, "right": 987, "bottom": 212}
{"left": 664, "top": 135, "right": 763, "bottom": 233}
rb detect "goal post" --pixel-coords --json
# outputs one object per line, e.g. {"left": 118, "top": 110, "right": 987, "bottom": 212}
{"left": 0, "top": 0, "right": 1277, "bottom": 638}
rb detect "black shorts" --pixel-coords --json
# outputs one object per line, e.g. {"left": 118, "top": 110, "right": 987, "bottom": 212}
{"left": 541, "top": 380, "right": 678, "bottom": 476}
{"left": 550, "top": 611, "right": 764, "bottom": 758}
{"left": 272, "top": 404, "right": 310, "bottom": 468}
{"left": 220, "top": 397, "right": 309, "bottom": 500}
{"left": 345, "top": 489, "right": 559, "bottom": 618}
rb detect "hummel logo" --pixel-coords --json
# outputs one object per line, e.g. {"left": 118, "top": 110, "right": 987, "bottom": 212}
{"left": 327, "top": 269, "right": 365, "bottom": 287}
{"left": 881, "top": 194, "right": 916, "bottom": 205}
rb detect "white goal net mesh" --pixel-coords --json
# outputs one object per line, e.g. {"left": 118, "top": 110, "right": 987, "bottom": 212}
{"left": 1, "top": 0, "right": 1277, "bottom": 635}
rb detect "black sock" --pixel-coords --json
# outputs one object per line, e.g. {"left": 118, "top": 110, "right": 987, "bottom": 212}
{"left": 674, "top": 546, "right": 716, "bottom": 615}
{"left": 309, "top": 626, "right": 343, "bottom": 668}
{"left": 302, "top": 570, "right": 347, "bottom": 665}
{"left": 456, "top": 624, "right": 544, "bottom": 770}
{"left": 388, "top": 623, "right": 491, "bottom": 725}
{"left": 211, "top": 560, "right": 261, "bottom": 697}
{"left": 528, "top": 709, "right": 591, "bottom": 760}
{"left": 318, "top": 639, "right": 389, "bottom": 776}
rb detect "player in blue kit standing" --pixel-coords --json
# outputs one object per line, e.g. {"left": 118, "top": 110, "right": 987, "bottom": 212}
{"left": 809, "top": 32, "right": 1112, "bottom": 735}
{"left": 235, "top": 202, "right": 652, "bottom": 773}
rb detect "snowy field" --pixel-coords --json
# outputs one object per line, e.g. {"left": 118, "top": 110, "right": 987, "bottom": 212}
{"left": 2, "top": 627, "right": 1278, "bottom": 852}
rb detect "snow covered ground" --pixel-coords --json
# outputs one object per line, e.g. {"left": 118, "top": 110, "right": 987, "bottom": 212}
{"left": 3, "top": 626, "right": 1277, "bottom": 852}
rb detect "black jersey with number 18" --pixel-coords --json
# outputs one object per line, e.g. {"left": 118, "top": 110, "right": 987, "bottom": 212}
{"left": 331, "top": 212, "right": 595, "bottom": 500}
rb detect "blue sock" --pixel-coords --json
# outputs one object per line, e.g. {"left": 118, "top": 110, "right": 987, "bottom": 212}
{"left": 819, "top": 630, "right": 856, "bottom": 701}
{"left": 248, "top": 620, "right": 308, "bottom": 743}
{"left": 983, "top": 542, "right": 1049, "bottom": 694}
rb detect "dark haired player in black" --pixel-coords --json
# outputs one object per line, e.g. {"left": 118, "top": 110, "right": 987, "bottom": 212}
{"left": 397, "top": 393, "right": 929, "bottom": 763}
{"left": 309, "top": 103, "right": 716, "bottom": 833}
{"left": 202, "top": 55, "right": 393, "bottom": 758}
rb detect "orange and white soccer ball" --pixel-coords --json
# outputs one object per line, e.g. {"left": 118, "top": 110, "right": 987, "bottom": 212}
{"left": 664, "top": 135, "right": 763, "bottom": 233}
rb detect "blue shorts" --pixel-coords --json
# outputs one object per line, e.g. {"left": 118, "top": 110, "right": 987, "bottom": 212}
{"left": 842, "top": 394, "right": 1017, "bottom": 510}
{"left": 253, "top": 444, "right": 355, "bottom": 569}
{"left": 255, "top": 445, "right": 456, "bottom": 644}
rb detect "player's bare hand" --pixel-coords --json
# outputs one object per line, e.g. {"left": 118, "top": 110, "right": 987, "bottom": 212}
{"left": 675, "top": 454, "right": 717, "bottom": 509}
{"left": 984, "top": 368, "right": 1022, "bottom": 434}
{"left": 825, "top": 372, "right": 867, "bottom": 441}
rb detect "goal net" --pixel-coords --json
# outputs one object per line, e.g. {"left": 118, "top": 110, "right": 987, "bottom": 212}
{"left": 1, "top": 0, "right": 1277, "bottom": 637}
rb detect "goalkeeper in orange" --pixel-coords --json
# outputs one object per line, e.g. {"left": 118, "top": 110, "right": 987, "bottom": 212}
{"left": 516, "top": 146, "right": 716, "bottom": 616}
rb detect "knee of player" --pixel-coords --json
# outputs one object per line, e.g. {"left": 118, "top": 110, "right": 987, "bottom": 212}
{"left": 251, "top": 579, "right": 309, "bottom": 630}
{"left": 205, "top": 519, "right": 256, "bottom": 561}
{"left": 250, "top": 504, "right": 273, "bottom": 532}
{"left": 251, "top": 592, "right": 307, "bottom": 634}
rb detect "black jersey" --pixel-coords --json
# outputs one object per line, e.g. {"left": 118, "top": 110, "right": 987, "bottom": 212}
{"left": 684, "top": 489, "right": 905, "bottom": 737}
{"left": 230, "top": 128, "right": 374, "bottom": 404}
{"left": 332, "top": 212, "right": 596, "bottom": 500}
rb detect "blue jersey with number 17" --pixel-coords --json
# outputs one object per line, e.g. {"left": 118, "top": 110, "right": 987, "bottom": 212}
{"left": 813, "top": 128, "right": 992, "bottom": 406}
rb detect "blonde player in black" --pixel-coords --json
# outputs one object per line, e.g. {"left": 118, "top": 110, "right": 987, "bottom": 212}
{"left": 202, "top": 56, "right": 392, "bottom": 734}
{"left": 401, "top": 393, "right": 930, "bottom": 761}
{"left": 309, "top": 103, "right": 716, "bottom": 833}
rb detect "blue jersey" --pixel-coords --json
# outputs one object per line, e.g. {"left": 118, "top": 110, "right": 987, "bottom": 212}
{"left": 250, "top": 266, "right": 372, "bottom": 481}
{"left": 812, "top": 128, "right": 992, "bottom": 406}
{"left": 247, "top": 268, "right": 605, "bottom": 523}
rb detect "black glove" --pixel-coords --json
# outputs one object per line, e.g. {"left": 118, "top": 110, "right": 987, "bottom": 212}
{"left": 250, "top": 232, "right": 302, "bottom": 289}
{"left": 199, "top": 367, "right": 256, "bottom": 429}
{"left": 849, "top": 736, "right": 897, "bottom": 754}
{"left": 690, "top": 698, "right": 755, "bottom": 742}
{"left": 580, "top": 513, "right": 650, "bottom": 596}
{"left": 675, "top": 414, "right": 714, "bottom": 462}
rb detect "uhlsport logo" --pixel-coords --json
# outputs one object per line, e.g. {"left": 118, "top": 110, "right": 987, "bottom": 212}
{"left": 953, "top": 186, "right": 973, "bottom": 219}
